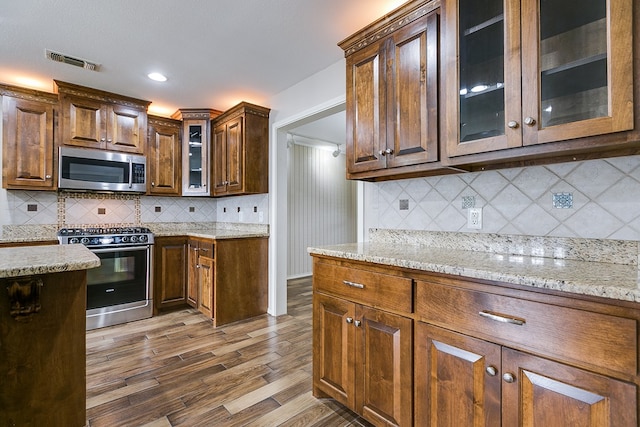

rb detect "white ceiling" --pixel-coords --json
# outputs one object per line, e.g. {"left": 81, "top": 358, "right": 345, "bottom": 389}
{"left": 0, "top": 0, "right": 406, "bottom": 118}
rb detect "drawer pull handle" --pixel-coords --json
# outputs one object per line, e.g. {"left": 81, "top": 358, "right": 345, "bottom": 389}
{"left": 479, "top": 310, "right": 525, "bottom": 326}
{"left": 343, "top": 280, "right": 365, "bottom": 289}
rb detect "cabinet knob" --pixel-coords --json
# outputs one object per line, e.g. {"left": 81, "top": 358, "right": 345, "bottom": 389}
{"left": 354, "top": 320, "right": 362, "bottom": 327}
{"left": 45, "top": 175, "right": 52, "bottom": 179}
{"left": 507, "top": 120, "right": 519, "bottom": 129}
{"left": 151, "top": 181, "right": 155, "bottom": 187}
{"left": 378, "top": 148, "right": 394, "bottom": 156}
{"left": 100, "top": 138, "right": 106, "bottom": 142}
{"left": 486, "top": 366, "right": 498, "bottom": 376}
{"left": 502, "top": 373, "right": 516, "bottom": 383}
{"left": 346, "top": 317, "right": 353, "bottom": 324}
{"left": 107, "top": 139, "right": 113, "bottom": 143}
{"left": 524, "top": 117, "right": 536, "bottom": 126}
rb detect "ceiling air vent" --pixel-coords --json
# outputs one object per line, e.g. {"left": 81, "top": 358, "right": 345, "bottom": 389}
{"left": 45, "top": 49, "right": 100, "bottom": 71}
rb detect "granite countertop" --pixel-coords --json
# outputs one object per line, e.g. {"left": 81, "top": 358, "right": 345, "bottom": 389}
{"left": 152, "top": 228, "right": 269, "bottom": 239}
{"left": 0, "top": 244, "right": 100, "bottom": 279}
{"left": 308, "top": 241, "right": 640, "bottom": 303}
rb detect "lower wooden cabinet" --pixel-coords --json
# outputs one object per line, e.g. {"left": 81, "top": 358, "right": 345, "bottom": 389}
{"left": 154, "top": 236, "right": 188, "bottom": 312}
{"left": 311, "top": 255, "right": 640, "bottom": 427}
{"left": 157, "top": 235, "right": 268, "bottom": 327}
{"left": 313, "top": 293, "right": 413, "bottom": 426}
{"left": 187, "top": 237, "right": 214, "bottom": 317}
{"left": 416, "top": 323, "right": 637, "bottom": 427}
{"left": 312, "top": 258, "right": 413, "bottom": 426}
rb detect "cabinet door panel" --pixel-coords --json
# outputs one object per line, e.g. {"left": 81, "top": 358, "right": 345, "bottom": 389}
{"left": 502, "top": 348, "right": 637, "bottom": 427}
{"left": 187, "top": 240, "right": 199, "bottom": 308}
{"left": 198, "top": 256, "right": 214, "bottom": 318}
{"left": 415, "top": 323, "right": 501, "bottom": 427}
{"left": 109, "top": 104, "right": 145, "bottom": 153}
{"left": 148, "top": 120, "right": 181, "bottom": 195}
{"left": 312, "top": 293, "right": 355, "bottom": 408}
{"left": 2, "top": 96, "right": 54, "bottom": 189}
{"left": 225, "top": 116, "right": 244, "bottom": 193}
{"left": 154, "top": 237, "right": 187, "bottom": 311}
{"left": 346, "top": 42, "right": 386, "bottom": 173}
{"left": 65, "top": 97, "right": 105, "bottom": 149}
{"left": 387, "top": 13, "right": 439, "bottom": 168}
{"left": 358, "top": 306, "right": 413, "bottom": 427}
{"left": 212, "top": 124, "right": 227, "bottom": 194}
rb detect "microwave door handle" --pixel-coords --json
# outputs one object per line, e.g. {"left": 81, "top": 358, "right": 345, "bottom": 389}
{"left": 128, "top": 157, "right": 133, "bottom": 189}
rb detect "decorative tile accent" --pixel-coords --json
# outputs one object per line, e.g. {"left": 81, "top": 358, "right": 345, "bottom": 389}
{"left": 462, "top": 196, "right": 475, "bottom": 209}
{"left": 553, "top": 192, "right": 573, "bottom": 209}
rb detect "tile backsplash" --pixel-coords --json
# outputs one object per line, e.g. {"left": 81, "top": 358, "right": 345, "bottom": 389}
{"left": 364, "top": 155, "right": 640, "bottom": 241}
{"left": 1, "top": 190, "right": 269, "bottom": 230}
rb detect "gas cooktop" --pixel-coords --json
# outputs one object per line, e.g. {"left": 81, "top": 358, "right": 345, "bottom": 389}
{"left": 57, "top": 226, "right": 154, "bottom": 247}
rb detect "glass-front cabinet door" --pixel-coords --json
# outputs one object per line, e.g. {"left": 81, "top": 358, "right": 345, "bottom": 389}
{"left": 182, "top": 118, "right": 210, "bottom": 196}
{"left": 522, "top": 0, "right": 633, "bottom": 146}
{"left": 443, "top": 0, "right": 522, "bottom": 156}
{"left": 444, "top": 0, "right": 633, "bottom": 158}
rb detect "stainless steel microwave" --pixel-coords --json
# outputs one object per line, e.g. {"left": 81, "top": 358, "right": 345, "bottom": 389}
{"left": 58, "top": 147, "right": 147, "bottom": 193}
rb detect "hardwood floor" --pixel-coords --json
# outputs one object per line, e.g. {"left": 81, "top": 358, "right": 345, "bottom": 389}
{"left": 86, "top": 277, "right": 372, "bottom": 427}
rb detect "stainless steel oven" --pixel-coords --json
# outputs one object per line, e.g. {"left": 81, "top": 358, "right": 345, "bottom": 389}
{"left": 58, "top": 227, "right": 154, "bottom": 330}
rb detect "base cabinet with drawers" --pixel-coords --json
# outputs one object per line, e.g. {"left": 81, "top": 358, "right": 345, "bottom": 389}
{"left": 312, "top": 258, "right": 413, "bottom": 427}
{"left": 156, "top": 235, "right": 268, "bottom": 327}
{"left": 311, "top": 255, "right": 640, "bottom": 427}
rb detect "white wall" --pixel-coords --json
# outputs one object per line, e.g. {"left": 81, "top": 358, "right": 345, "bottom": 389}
{"left": 287, "top": 143, "right": 356, "bottom": 278}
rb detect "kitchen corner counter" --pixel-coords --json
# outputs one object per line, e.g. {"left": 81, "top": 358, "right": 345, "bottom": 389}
{"left": 148, "top": 222, "right": 269, "bottom": 240}
{"left": 308, "top": 241, "right": 640, "bottom": 303}
{"left": 0, "top": 244, "right": 100, "bottom": 278}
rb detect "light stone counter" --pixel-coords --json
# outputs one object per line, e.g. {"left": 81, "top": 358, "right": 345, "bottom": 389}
{"left": 309, "top": 230, "right": 640, "bottom": 303}
{"left": 147, "top": 222, "right": 269, "bottom": 240}
{"left": 0, "top": 244, "right": 100, "bottom": 278}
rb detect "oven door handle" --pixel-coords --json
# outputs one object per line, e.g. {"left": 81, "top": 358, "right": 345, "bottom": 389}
{"left": 89, "top": 245, "right": 152, "bottom": 254}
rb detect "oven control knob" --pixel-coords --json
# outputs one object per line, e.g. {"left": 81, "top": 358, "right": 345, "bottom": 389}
{"left": 130, "top": 235, "right": 138, "bottom": 243}
{"left": 121, "top": 236, "right": 129, "bottom": 243}
{"left": 69, "top": 237, "right": 79, "bottom": 244}
{"left": 81, "top": 237, "right": 90, "bottom": 245}
{"left": 138, "top": 235, "right": 147, "bottom": 243}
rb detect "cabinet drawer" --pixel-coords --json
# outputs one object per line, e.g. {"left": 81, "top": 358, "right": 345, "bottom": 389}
{"left": 416, "top": 280, "right": 637, "bottom": 377}
{"left": 313, "top": 260, "right": 412, "bottom": 313}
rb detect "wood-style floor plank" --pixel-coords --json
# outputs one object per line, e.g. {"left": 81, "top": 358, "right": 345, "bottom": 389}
{"left": 86, "top": 277, "right": 372, "bottom": 426}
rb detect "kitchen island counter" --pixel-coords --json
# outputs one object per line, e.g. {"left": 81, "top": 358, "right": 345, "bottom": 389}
{"left": 0, "top": 243, "right": 100, "bottom": 278}
{"left": 0, "top": 243, "right": 98, "bottom": 427}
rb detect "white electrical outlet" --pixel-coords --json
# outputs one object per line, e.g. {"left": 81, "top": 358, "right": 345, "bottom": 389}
{"left": 467, "top": 207, "right": 482, "bottom": 229}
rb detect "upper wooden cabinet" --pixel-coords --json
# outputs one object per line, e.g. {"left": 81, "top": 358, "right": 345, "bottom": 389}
{"left": 443, "top": 0, "right": 635, "bottom": 161}
{"left": 147, "top": 115, "right": 182, "bottom": 196}
{"left": 55, "top": 80, "right": 150, "bottom": 154}
{"left": 339, "top": 3, "right": 444, "bottom": 181}
{"left": 212, "top": 102, "right": 270, "bottom": 197}
{"left": 1, "top": 85, "right": 58, "bottom": 190}
{"left": 172, "top": 109, "right": 222, "bottom": 197}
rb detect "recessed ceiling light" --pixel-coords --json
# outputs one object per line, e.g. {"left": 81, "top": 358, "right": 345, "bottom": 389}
{"left": 147, "top": 72, "right": 167, "bottom": 82}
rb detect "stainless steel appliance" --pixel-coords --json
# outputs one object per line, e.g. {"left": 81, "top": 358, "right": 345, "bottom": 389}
{"left": 58, "top": 146, "right": 147, "bottom": 193}
{"left": 58, "top": 226, "right": 154, "bottom": 330}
